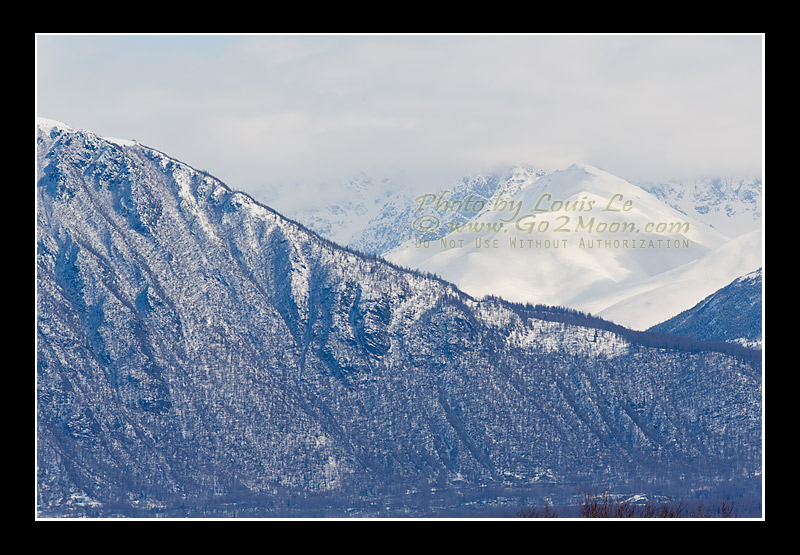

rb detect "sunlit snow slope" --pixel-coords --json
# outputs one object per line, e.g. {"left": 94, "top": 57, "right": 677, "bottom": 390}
{"left": 386, "top": 164, "right": 760, "bottom": 329}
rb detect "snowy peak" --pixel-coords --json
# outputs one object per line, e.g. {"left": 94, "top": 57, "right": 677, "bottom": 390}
{"left": 385, "top": 162, "right": 758, "bottom": 330}
{"left": 36, "top": 116, "right": 74, "bottom": 133}
{"left": 485, "top": 164, "right": 548, "bottom": 197}
{"left": 37, "top": 116, "right": 140, "bottom": 148}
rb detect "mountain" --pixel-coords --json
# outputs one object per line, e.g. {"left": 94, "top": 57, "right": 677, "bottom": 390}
{"left": 638, "top": 177, "right": 762, "bottom": 239}
{"left": 648, "top": 269, "right": 763, "bottom": 349}
{"left": 385, "top": 163, "right": 760, "bottom": 330}
{"left": 590, "top": 229, "right": 762, "bottom": 330}
{"left": 36, "top": 119, "right": 762, "bottom": 517}
{"left": 265, "top": 165, "right": 548, "bottom": 256}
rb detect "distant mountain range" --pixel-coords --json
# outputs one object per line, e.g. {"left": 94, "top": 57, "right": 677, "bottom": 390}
{"left": 638, "top": 177, "right": 762, "bottom": 239}
{"left": 36, "top": 118, "right": 762, "bottom": 517}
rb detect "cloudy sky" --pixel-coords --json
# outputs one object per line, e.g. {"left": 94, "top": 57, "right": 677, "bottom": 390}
{"left": 35, "top": 33, "right": 763, "bottom": 204}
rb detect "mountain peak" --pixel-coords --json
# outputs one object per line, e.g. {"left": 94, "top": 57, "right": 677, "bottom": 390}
{"left": 36, "top": 116, "right": 73, "bottom": 133}
{"left": 36, "top": 116, "right": 140, "bottom": 147}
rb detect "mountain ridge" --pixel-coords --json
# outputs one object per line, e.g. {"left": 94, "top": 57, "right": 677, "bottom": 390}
{"left": 36, "top": 119, "right": 762, "bottom": 517}
{"left": 648, "top": 268, "right": 763, "bottom": 349}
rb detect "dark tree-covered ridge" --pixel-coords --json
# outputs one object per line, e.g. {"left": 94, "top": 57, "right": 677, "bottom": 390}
{"left": 36, "top": 122, "right": 762, "bottom": 517}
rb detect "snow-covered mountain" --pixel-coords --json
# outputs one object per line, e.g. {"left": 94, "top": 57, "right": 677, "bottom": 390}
{"left": 385, "top": 163, "right": 760, "bottom": 330}
{"left": 36, "top": 119, "right": 761, "bottom": 517}
{"left": 638, "top": 177, "right": 762, "bottom": 239}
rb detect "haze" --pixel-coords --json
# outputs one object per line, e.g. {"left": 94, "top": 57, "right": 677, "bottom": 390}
{"left": 35, "top": 33, "right": 763, "bottom": 205}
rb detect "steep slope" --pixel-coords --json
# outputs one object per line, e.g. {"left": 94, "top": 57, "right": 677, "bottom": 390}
{"left": 648, "top": 269, "right": 763, "bottom": 349}
{"left": 36, "top": 119, "right": 761, "bottom": 517}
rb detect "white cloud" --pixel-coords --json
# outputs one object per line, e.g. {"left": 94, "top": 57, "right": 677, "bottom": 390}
{"left": 36, "top": 33, "right": 763, "bottom": 200}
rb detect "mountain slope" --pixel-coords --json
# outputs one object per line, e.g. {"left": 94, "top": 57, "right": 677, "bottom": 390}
{"left": 36, "top": 119, "right": 762, "bottom": 517}
{"left": 648, "top": 269, "right": 763, "bottom": 349}
{"left": 592, "top": 229, "right": 762, "bottom": 330}
{"left": 385, "top": 164, "right": 748, "bottom": 328}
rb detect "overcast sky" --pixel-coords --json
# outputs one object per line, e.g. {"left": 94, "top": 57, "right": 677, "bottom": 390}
{"left": 35, "top": 33, "right": 763, "bottom": 203}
